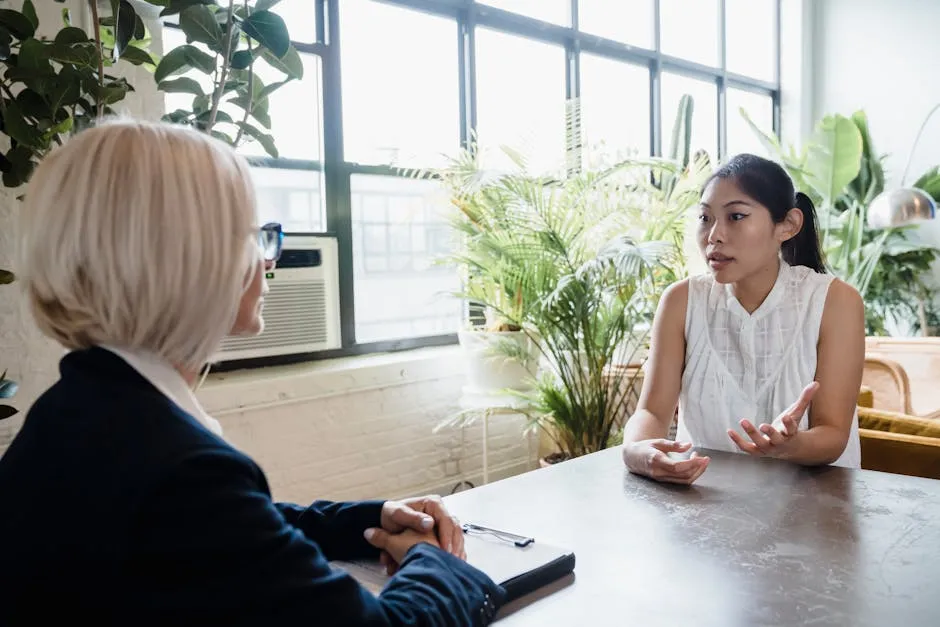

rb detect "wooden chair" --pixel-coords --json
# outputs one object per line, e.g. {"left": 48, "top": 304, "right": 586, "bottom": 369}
{"left": 862, "top": 355, "right": 913, "bottom": 415}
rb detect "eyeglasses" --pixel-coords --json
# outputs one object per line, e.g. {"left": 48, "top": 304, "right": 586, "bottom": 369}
{"left": 462, "top": 523, "right": 535, "bottom": 547}
{"left": 259, "top": 222, "right": 283, "bottom": 262}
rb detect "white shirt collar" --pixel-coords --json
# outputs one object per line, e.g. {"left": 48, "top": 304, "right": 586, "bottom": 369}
{"left": 101, "top": 345, "right": 224, "bottom": 437}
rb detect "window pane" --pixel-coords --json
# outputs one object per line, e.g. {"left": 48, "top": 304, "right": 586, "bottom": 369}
{"left": 661, "top": 73, "right": 718, "bottom": 161}
{"left": 660, "top": 0, "right": 719, "bottom": 67}
{"left": 475, "top": 29, "right": 566, "bottom": 174}
{"left": 351, "top": 175, "right": 463, "bottom": 343}
{"left": 727, "top": 89, "right": 774, "bottom": 159}
{"left": 342, "top": 0, "right": 458, "bottom": 167}
{"left": 578, "top": 0, "right": 653, "bottom": 48}
{"left": 579, "top": 54, "right": 651, "bottom": 159}
{"left": 241, "top": 54, "right": 322, "bottom": 161}
{"left": 726, "top": 0, "right": 776, "bottom": 81}
{"left": 251, "top": 167, "right": 325, "bottom": 232}
{"left": 479, "top": 0, "right": 569, "bottom": 25}
{"left": 162, "top": 28, "right": 321, "bottom": 162}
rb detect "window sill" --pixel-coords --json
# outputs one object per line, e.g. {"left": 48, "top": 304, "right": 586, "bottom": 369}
{"left": 198, "top": 345, "right": 464, "bottom": 416}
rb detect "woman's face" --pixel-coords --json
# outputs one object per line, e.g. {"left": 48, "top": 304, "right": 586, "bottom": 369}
{"left": 231, "top": 255, "right": 275, "bottom": 336}
{"left": 696, "top": 178, "right": 800, "bottom": 284}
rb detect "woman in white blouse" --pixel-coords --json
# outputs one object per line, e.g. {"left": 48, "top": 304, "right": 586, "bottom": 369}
{"left": 622, "top": 153, "right": 865, "bottom": 485}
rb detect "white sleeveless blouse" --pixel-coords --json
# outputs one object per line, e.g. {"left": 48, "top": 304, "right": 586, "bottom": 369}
{"left": 677, "top": 261, "right": 860, "bottom": 468}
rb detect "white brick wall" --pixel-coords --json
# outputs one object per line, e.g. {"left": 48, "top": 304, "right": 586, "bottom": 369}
{"left": 198, "top": 347, "right": 539, "bottom": 503}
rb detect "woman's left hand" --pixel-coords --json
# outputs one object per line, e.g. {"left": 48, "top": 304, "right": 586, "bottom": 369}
{"left": 379, "top": 495, "right": 465, "bottom": 573}
{"left": 728, "top": 382, "right": 818, "bottom": 458}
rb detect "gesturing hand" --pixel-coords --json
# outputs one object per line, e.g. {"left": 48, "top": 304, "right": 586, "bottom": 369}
{"left": 623, "top": 439, "right": 710, "bottom": 485}
{"left": 728, "top": 381, "right": 818, "bottom": 458}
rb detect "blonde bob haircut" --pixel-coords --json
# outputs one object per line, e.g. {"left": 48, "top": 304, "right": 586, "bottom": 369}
{"left": 19, "top": 119, "right": 257, "bottom": 372}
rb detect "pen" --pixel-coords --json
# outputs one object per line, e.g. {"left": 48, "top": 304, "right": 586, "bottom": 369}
{"left": 462, "top": 522, "right": 535, "bottom": 547}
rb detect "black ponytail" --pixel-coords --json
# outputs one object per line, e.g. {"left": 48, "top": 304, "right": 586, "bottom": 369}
{"left": 782, "top": 191, "right": 826, "bottom": 273}
{"left": 705, "top": 154, "right": 828, "bottom": 274}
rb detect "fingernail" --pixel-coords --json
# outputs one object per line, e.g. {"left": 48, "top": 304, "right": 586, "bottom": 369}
{"left": 363, "top": 529, "right": 375, "bottom": 541}
{"left": 421, "top": 516, "right": 433, "bottom": 530}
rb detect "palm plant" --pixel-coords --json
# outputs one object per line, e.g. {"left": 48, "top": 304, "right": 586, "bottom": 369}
{"left": 432, "top": 142, "right": 709, "bottom": 460}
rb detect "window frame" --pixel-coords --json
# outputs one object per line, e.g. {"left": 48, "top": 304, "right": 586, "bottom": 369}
{"left": 166, "top": 0, "right": 781, "bottom": 368}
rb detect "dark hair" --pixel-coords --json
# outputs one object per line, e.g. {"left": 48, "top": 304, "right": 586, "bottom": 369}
{"left": 705, "top": 153, "right": 826, "bottom": 273}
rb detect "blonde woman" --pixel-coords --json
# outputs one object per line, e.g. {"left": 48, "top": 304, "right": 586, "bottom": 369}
{"left": 0, "top": 121, "right": 504, "bottom": 625}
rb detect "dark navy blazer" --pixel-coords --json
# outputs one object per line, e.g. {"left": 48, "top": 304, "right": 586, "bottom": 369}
{"left": 0, "top": 348, "right": 505, "bottom": 625}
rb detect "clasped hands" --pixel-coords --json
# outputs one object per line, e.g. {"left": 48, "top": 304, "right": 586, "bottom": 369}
{"left": 363, "top": 495, "right": 466, "bottom": 574}
{"left": 624, "top": 382, "right": 818, "bottom": 485}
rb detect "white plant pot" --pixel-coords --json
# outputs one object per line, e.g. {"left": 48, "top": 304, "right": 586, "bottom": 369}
{"left": 458, "top": 330, "right": 539, "bottom": 408}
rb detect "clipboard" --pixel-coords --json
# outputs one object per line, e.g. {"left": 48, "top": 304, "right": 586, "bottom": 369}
{"left": 333, "top": 523, "right": 575, "bottom": 603}
{"left": 460, "top": 522, "right": 576, "bottom": 601}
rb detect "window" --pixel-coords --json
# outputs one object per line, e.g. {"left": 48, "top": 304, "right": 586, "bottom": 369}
{"left": 475, "top": 29, "right": 566, "bottom": 173}
{"left": 578, "top": 54, "right": 650, "bottom": 159}
{"left": 351, "top": 175, "right": 462, "bottom": 343}
{"left": 726, "top": 0, "right": 776, "bottom": 81}
{"left": 660, "top": 0, "right": 720, "bottom": 67}
{"left": 479, "top": 0, "right": 570, "bottom": 25}
{"left": 161, "top": 0, "right": 780, "bottom": 361}
{"left": 578, "top": 0, "right": 654, "bottom": 48}
{"left": 661, "top": 73, "right": 718, "bottom": 161}
{"left": 341, "top": 0, "right": 458, "bottom": 168}
{"left": 726, "top": 89, "right": 774, "bottom": 158}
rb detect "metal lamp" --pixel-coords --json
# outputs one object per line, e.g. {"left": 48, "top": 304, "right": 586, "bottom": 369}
{"left": 867, "top": 104, "right": 940, "bottom": 229}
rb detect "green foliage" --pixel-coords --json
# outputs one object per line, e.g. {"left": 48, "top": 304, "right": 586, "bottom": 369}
{"left": 430, "top": 140, "right": 708, "bottom": 459}
{"left": 149, "top": 0, "right": 302, "bottom": 157}
{"left": 742, "top": 107, "right": 940, "bottom": 335}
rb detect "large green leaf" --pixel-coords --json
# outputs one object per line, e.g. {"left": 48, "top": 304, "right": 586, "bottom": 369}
{"left": 21, "top": 0, "right": 38, "bottom": 30}
{"left": 0, "top": 405, "right": 17, "bottom": 420}
{"left": 667, "top": 94, "right": 693, "bottom": 167}
{"left": 260, "top": 45, "right": 303, "bottom": 80}
{"left": 913, "top": 166, "right": 940, "bottom": 203}
{"left": 236, "top": 121, "right": 278, "bottom": 158}
{"left": 154, "top": 44, "right": 216, "bottom": 82}
{"left": 113, "top": 0, "right": 137, "bottom": 59}
{"left": 0, "top": 269, "right": 14, "bottom": 284}
{"left": 3, "top": 101, "right": 44, "bottom": 148}
{"left": 255, "top": 0, "right": 285, "bottom": 10}
{"left": 0, "top": 377, "right": 18, "bottom": 399}
{"left": 180, "top": 4, "right": 223, "bottom": 50}
{"left": 119, "top": 45, "right": 155, "bottom": 66}
{"left": 804, "top": 114, "right": 863, "bottom": 209}
{"left": 0, "top": 9, "right": 36, "bottom": 40}
{"left": 241, "top": 10, "right": 290, "bottom": 57}
{"left": 159, "top": 0, "right": 214, "bottom": 17}
{"left": 158, "top": 77, "right": 205, "bottom": 97}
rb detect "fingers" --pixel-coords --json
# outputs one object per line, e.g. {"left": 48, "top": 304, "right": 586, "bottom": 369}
{"left": 379, "top": 550, "right": 400, "bottom": 576}
{"left": 363, "top": 527, "right": 389, "bottom": 550}
{"left": 386, "top": 502, "right": 434, "bottom": 535}
{"left": 784, "top": 382, "right": 818, "bottom": 420}
{"left": 647, "top": 450, "right": 709, "bottom": 484}
{"left": 650, "top": 439, "right": 692, "bottom": 454}
{"left": 406, "top": 496, "right": 465, "bottom": 558}
{"left": 728, "top": 428, "right": 761, "bottom": 455}
{"left": 759, "top": 423, "right": 788, "bottom": 447}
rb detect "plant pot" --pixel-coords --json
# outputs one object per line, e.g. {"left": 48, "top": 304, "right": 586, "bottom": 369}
{"left": 458, "top": 329, "right": 539, "bottom": 408}
{"left": 539, "top": 452, "right": 571, "bottom": 468}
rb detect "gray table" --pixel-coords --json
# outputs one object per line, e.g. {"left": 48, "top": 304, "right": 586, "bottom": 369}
{"left": 444, "top": 448, "right": 940, "bottom": 626}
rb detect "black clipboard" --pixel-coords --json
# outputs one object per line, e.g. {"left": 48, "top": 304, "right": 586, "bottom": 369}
{"left": 461, "top": 523, "right": 576, "bottom": 602}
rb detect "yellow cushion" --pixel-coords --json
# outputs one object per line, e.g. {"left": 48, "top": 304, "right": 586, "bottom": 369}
{"left": 857, "top": 386, "right": 874, "bottom": 409}
{"left": 858, "top": 408, "right": 940, "bottom": 439}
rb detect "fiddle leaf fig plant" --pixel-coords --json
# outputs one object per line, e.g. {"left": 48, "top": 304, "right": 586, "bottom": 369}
{"left": 151, "top": 0, "right": 303, "bottom": 156}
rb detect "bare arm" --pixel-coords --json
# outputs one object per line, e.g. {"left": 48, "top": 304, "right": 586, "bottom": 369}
{"left": 623, "top": 279, "right": 688, "bottom": 444}
{"left": 622, "top": 280, "right": 709, "bottom": 484}
{"left": 785, "top": 279, "right": 865, "bottom": 465}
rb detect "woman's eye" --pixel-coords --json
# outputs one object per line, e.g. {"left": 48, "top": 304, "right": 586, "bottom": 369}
{"left": 730, "top": 213, "right": 747, "bottom": 221}
{"left": 698, "top": 214, "right": 710, "bottom": 223}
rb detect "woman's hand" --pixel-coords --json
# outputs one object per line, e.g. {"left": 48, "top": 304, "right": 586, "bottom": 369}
{"left": 364, "top": 527, "right": 441, "bottom": 567}
{"left": 728, "top": 382, "right": 818, "bottom": 458}
{"left": 378, "top": 495, "right": 464, "bottom": 574}
{"left": 623, "top": 439, "right": 710, "bottom": 485}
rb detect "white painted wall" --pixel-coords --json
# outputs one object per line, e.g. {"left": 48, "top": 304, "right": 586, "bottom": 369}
{"left": 0, "top": 1, "right": 537, "bottom": 502}
{"left": 812, "top": 0, "right": 940, "bottom": 187}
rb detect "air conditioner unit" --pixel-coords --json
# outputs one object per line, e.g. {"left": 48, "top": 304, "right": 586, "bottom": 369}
{"left": 212, "top": 234, "right": 341, "bottom": 363}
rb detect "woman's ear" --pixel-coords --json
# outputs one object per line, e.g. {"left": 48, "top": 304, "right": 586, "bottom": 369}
{"left": 777, "top": 207, "right": 804, "bottom": 243}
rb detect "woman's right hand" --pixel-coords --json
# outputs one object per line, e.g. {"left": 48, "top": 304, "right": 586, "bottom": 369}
{"left": 363, "top": 527, "right": 441, "bottom": 566}
{"left": 622, "top": 439, "right": 710, "bottom": 485}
